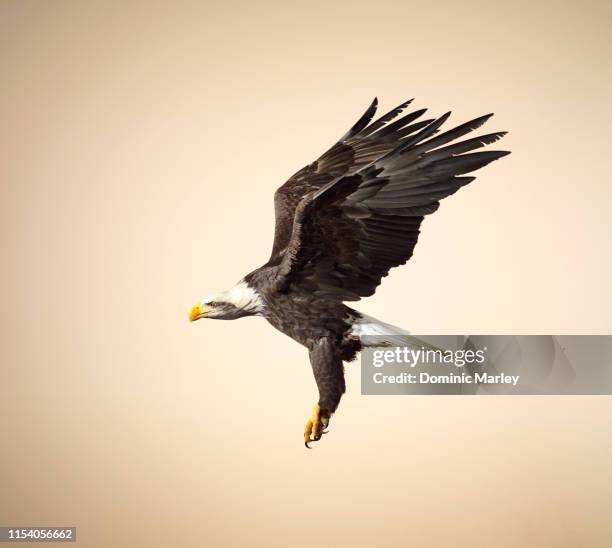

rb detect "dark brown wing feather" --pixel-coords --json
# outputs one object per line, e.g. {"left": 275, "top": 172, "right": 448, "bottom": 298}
{"left": 273, "top": 103, "right": 510, "bottom": 301}
{"left": 268, "top": 98, "right": 435, "bottom": 261}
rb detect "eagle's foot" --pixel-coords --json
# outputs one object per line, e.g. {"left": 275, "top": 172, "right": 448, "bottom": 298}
{"left": 304, "top": 404, "right": 329, "bottom": 448}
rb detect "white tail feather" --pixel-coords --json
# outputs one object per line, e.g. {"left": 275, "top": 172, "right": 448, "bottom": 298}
{"left": 351, "top": 313, "right": 440, "bottom": 351}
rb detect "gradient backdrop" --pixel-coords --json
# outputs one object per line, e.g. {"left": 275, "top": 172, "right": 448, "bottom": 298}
{"left": 1, "top": 1, "right": 611, "bottom": 546}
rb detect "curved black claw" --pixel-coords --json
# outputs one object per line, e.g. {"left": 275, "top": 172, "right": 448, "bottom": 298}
{"left": 305, "top": 436, "right": 323, "bottom": 448}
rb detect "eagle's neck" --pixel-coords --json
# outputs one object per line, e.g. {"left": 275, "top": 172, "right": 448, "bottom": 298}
{"left": 225, "top": 281, "right": 265, "bottom": 316}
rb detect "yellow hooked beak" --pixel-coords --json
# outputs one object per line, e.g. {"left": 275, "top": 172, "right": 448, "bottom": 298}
{"left": 189, "top": 304, "right": 209, "bottom": 322}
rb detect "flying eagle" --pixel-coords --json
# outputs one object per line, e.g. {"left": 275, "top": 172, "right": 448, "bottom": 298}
{"left": 189, "top": 98, "right": 509, "bottom": 447}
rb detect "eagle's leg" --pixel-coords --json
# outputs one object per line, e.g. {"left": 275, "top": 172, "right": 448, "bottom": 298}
{"left": 304, "top": 337, "right": 345, "bottom": 448}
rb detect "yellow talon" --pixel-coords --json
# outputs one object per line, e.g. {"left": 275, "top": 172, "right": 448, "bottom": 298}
{"left": 304, "top": 404, "right": 324, "bottom": 448}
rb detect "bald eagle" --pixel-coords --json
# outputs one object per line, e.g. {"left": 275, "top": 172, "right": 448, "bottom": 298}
{"left": 190, "top": 98, "right": 509, "bottom": 447}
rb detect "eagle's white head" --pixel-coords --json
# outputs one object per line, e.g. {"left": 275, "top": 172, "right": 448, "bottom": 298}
{"left": 189, "top": 281, "right": 264, "bottom": 321}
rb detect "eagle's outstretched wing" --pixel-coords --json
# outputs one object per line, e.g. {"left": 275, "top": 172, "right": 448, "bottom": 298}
{"left": 268, "top": 98, "right": 436, "bottom": 262}
{"left": 272, "top": 101, "right": 509, "bottom": 301}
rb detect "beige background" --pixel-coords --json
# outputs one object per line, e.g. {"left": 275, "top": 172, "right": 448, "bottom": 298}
{"left": 1, "top": 0, "right": 611, "bottom": 546}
